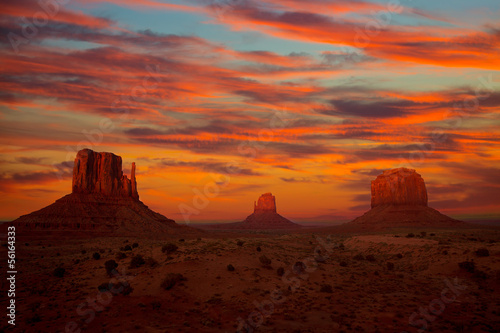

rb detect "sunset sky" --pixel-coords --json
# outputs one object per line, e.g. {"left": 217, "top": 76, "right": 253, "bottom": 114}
{"left": 1, "top": 0, "right": 499, "bottom": 223}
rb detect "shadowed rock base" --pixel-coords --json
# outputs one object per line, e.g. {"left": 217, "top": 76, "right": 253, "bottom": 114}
{"left": 10, "top": 193, "right": 191, "bottom": 235}
{"left": 347, "top": 205, "right": 464, "bottom": 230}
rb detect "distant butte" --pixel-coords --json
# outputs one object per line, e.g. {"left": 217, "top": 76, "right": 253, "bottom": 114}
{"left": 10, "top": 149, "right": 194, "bottom": 235}
{"left": 347, "top": 168, "right": 463, "bottom": 230}
{"left": 205, "top": 193, "right": 301, "bottom": 230}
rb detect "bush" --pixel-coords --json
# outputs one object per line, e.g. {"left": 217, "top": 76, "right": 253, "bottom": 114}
{"left": 458, "top": 260, "right": 475, "bottom": 273}
{"left": 475, "top": 248, "right": 490, "bottom": 257}
{"left": 116, "top": 252, "right": 127, "bottom": 260}
{"left": 120, "top": 245, "right": 132, "bottom": 252}
{"left": 277, "top": 267, "right": 285, "bottom": 277}
{"left": 161, "top": 273, "right": 185, "bottom": 290}
{"left": 293, "top": 261, "right": 306, "bottom": 274}
{"left": 53, "top": 267, "right": 65, "bottom": 278}
{"left": 98, "top": 282, "right": 133, "bottom": 295}
{"left": 236, "top": 240, "right": 244, "bottom": 247}
{"left": 105, "top": 260, "right": 118, "bottom": 276}
{"left": 259, "top": 255, "right": 271, "bottom": 267}
{"left": 396, "top": 253, "right": 403, "bottom": 259}
{"left": 227, "top": 264, "right": 235, "bottom": 271}
{"left": 81, "top": 250, "right": 87, "bottom": 254}
{"left": 387, "top": 262, "right": 395, "bottom": 271}
{"left": 162, "top": 243, "right": 178, "bottom": 254}
{"left": 179, "top": 239, "right": 185, "bottom": 242}
{"left": 92, "top": 252, "right": 101, "bottom": 260}
{"left": 339, "top": 261, "right": 348, "bottom": 267}
{"left": 129, "top": 255, "right": 145, "bottom": 268}
{"left": 366, "top": 255, "right": 376, "bottom": 262}
{"left": 353, "top": 254, "right": 364, "bottom": 261}
{"left": 406, "top": 233, "right": 415, "bottom": 238}
{"left": 132, "top": 242, "right": 139, "bottom": 248}
{"left": 320, "top": 284, "right": 333, "bottom": 293}
{"left": 256, "top": 246, "right": 261, "bottom": 252}
{"left": 145, "top": 257, "right": 159, "bottom": 268}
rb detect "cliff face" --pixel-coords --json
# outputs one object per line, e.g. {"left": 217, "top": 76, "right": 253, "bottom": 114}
{"left": 9, "top": 149, "right": 192, "bottom": 235}
{"left": 347, "top": 167, "right": 462, "bottom": 230}
{"left": 72, "top": 149, "right": 139, "bottom": 199}
{"left": 371, "top": 168, "right": 427, "bottom": 208}
{"left": 254, "top": 193, "right": 277, "bottom": 213}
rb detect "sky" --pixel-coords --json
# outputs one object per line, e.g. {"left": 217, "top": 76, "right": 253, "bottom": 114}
{"left": 0, "top": 0, "right": 499, "bottom": 224}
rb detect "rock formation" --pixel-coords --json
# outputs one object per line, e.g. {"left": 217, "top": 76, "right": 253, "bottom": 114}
{"left": 203, "top": 193, "right": 301, "bottom": 230}
{"left": 254, "top": 192, "right": 277, "bottom": 213}
{"left": 371, "top": 168, "right": 427, "bottom": 208}
{"left": 348, "top": 167, "right": 462, "bottom": 230}
{"left": 72, "top": 149, "right": 139, "bottom": 199}
{"left": 9, "top": 149, "right": 194, "bottom": 236}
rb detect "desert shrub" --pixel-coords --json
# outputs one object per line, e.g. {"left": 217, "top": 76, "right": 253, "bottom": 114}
{"left": 293, "top": 261, "right": 306, "bottom": 274}
{"left": 353, "top": 254, "right": 364, "bottom": 261}
{"left": 442, "top": 250, "right": 448, "bottom": 255}
{"left": 132, "top": 242, "right": 139, "bottom": 248}
{"left": 162, "top": 243, "right": 178, "bottom": 254}
{"left": 116, "top": 252, "right": 127, "bottom": 260}
{"left": 406, "top": 233, "right": 415, "bottom": 238}
{"left": 145, "top": 257, "right": 159, "bottom": 268}
{"left": 475, "top": 248, "right": 490, "bottom": 257}
{"left": 259, "top": 255, "right": 271, "bottom": 267}
{"left": 277, "top": 267, "right": 285, "bottom": 277}
{"left": 339, "top": 261, "right": 348, "bottom": 267}
{"left": 365, "top": 255, "right": 376, "bottom": 262}
{"left": 236, "top": 240, "right": 244, "bottom": 247}
{"left": 338, "top": 243, "right": 345, "bottom": 250}
{"left": 81, "top": 250, "right": 87, "bottom": 254}
{"left": 256, "top": 246, "right": 261, "bottom": 252}
{"left": 458, "top": 260, "right": 475, "bottom": 273}
{"left": 473, "top": 270, "right": 488, "bottom": 279}
{"left": 105, "top": 260, "right": 118, "bottom": 276}
{"left": 320, "top": 284, "right": 333, "bottom": 293}
{"left": 430, "top": 233, "right": 436, "bottom": 236}
{"left": 421, "top": 231, "right": 427, "bottom": 237}
{"left": 387, "top": 262, "right": 395, "bottom": 271}
{"left": 151, "top": 301, "right": 161, "bottom": 310}
{"left": 179, "top": 239, "right": 185, "bottom": 242}
{"left": 161, "top": 273, "right": 185, "bottom": 290}
{"left": 53, "top": 267, "right": 65, "bottom": 278}
{"left": 396, "top": 253, "right": 403, "bottom": 259}
{"left": 227, "top": 264, "right": 235, "bottom": 271}
{"left": 92, "top": 252, "right": 101, "bottom": 260}
{"left": 120, "top": 245, "right": 132, "bottom": 252}
{"left": 129, "top": 255, "right": 145, "bottom": 268}
{"left": 98, "top": 282, "right": 133, "bottom": 295}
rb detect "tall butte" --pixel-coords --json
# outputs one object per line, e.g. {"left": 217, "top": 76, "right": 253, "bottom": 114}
{"left": 11, "top": 149, "right": 193, "bottom": 235}
{"left": 347, "top": 168, "right": 462, "bottom": 230}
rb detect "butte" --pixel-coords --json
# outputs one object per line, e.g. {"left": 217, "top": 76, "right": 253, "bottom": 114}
{"left": 346, "top": 168, "right": 463, "bottom": 230}
{"left": 9, "top": 149, "right": 193, "bottom": 236}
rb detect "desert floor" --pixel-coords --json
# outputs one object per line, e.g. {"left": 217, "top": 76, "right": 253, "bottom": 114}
{"left": 1, "top": 227, "right": 500, "bottom": 332}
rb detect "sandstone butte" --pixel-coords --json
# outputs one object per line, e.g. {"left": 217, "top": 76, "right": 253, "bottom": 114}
{"left": 348, "top": 167, "right": 463, "bottom": 230}
{"left": 208, "top": 193, "right": 301, "bottom": 230}
{"left": 10, "top": 149, "right": 193, "bottom": 235}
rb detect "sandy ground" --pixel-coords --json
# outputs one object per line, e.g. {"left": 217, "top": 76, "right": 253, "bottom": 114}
{"left": 1, "top": 228, "right": 499, "bottom": 332}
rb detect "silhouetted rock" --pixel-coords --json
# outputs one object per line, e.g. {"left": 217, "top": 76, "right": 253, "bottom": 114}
{"left": 9, "top": 149, "right": 194, "bottom": 236}
{"left": 73, "top": 149, "right": 139, "bottom": 199}
{"left": 254, "top": 193, "right": 276, "bottom": 213}
{"left": 202, "top": 193, "right": 301, "bottom": 230}
{"left": 371, "top": 168, "right": 427, "bottom": 208}
{"left": 347, "top": 168, "right": 463, "bottom": 230}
